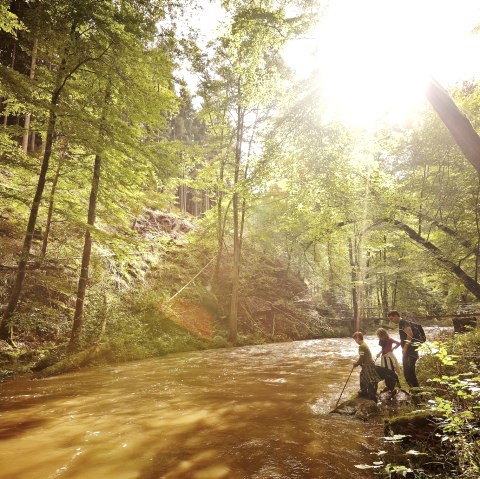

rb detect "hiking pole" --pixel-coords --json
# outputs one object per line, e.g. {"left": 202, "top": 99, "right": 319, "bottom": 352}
{"left": 335, "top": 365, "right": 355, "bottom": 409}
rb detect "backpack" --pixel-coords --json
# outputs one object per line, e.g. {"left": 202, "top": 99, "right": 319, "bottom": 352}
{"left": 409, "top": 321, "right": 427, "bottom": 343}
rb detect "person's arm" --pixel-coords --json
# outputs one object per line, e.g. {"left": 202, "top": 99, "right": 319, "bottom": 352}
{"left": 402, "top": 324, "right": 414, "bottom": 355}
{"left": 391, "top": 338, "right": 401, "bottom": 350}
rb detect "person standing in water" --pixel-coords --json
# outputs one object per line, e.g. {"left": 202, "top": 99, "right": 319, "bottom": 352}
{"left": 387, "top": 310, "right": 420, "bottom": 388}
{"left": 352, "top": 331, "right": 381, "bottom": 400}
{"left": 375, "top": 327, "right": 401, "bottom": 377}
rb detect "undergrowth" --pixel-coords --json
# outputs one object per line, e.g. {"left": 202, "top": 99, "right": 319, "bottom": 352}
{"left": 355, "top": 327, "right": 480, "bottom": 478}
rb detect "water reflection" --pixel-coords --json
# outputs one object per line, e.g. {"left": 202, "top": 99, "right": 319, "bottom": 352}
{"left": 0, "top": 337, "right": 383, "bottom": 478}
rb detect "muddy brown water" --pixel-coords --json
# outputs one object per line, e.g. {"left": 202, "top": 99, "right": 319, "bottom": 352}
{"left": 0, "top": 336, "right": 392, "bottom": 478}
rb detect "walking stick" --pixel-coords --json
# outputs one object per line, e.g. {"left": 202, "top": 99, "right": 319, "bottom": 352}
{"left": 335, "top": 365, "right": 355, "bottom": 409}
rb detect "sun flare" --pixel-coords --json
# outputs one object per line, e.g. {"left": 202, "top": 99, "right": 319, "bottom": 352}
{"left": 284, "top": 0, "right": 480, "bottom": 127}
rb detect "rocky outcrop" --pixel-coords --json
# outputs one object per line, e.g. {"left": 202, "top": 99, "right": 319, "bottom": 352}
{"left": 331, "top": 389, "right": 412, "bottom": 422}
{"left": 133, "top": 210, "right": 194, "bottom": 239}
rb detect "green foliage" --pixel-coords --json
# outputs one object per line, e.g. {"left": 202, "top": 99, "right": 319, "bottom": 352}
{"left": 0, "top": 1, "right": 24, "bottom": 36}
{"left": 369, "top": 330, "right": 480, "bottom": 478}
{"left": 420, "top": 331, "right": 480, "bottom": 478}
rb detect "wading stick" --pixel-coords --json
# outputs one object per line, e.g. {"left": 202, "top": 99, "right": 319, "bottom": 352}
{"left": 335, "top": 365, "right": 355, "bottom": 409}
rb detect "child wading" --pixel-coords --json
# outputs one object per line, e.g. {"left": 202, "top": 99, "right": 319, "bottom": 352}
{"left": 375, "top": 327, "right": 401, "bottom": 377}
{"left": 352, "top": 331, "right": 381, "bottom": 400}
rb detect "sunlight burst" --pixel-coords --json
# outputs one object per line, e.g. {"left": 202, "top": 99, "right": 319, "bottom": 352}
{"left": 284, "top": 0, "right": 480, "bottom": 127}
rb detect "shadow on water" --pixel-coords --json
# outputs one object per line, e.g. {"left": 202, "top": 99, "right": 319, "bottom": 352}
{"left": 0, "top": 417, "right": 50, "bottom": 440}
{"left": 0, "top": 338, "right": 383, "bottom": 479}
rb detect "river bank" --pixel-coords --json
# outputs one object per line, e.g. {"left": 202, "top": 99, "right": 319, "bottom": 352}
{"left": 363, "top": 326, "right": 480, "bottom": 478}
{"left": 0, "top": 320, "right": 453, "bottom": 383}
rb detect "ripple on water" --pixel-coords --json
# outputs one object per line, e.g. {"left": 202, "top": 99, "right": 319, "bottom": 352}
{"left": 0, "top": 337, "right": 385, "bottom": 479}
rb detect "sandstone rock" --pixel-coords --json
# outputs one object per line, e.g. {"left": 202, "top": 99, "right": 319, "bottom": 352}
{"left": 134, "top": 210, "right": 195, "bottom": 239}
{"left": 331, "top": 397, "right": 381, "bottom": 421}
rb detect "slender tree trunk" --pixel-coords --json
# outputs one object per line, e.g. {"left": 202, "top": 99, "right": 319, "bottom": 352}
{"left": 41, "top": 147, "right": 66, "bottom": 258}
{"left": 69, "top": 156, "right": 100, "bottom": 349}
{"left": 0, "top": 77, "right": 64, "bottom": 344}
{"left": 382, "top": 236, "right": 389, "bottom": 317}
{"left": 326, "top": 240, "right": 335, "bottom": 306}
{"left": 348, "top": 237, "right": 360, "bottom": 333}
{"left": 357, "top": 172, "right": 372, "bottom": 328}
{"left": 213, "top": 129, "right": 234, "bottom": 288}
{"left": 29, "top": 131, "right": 36, "bottom": 152}
{"left": 228, "top": 98, "right": 244, "bottom": 343}
{"left": 193, "top": 191, "right": 199, "bottom": 217}
{"left": 179, "top": 164, "right": 187, "bottom": 213}
{"left": 69, "top": 83, "right": 110, "bottom": 350}
{"left": 381, "top": 262, "right": 389, "bottom": 316}
{"left": 418, "top": 163, "right": 429, "bottom": 235}
{"left": 213, "top": 157, "right": 226, "bottom": 287}
{"left": 22, "top": 37, "right": 39, "bottom": 154}
{"left": 97, "top": 293, "right": 108, "bottom": 343}
{"left": 228, "top": 105, "right": 256, "bottom": 340}
{"left": 376, "top": 280, "right": 382, "bottom": 318}
{"left": 204, "top": 189, "right": 210, "bottom": 212}
{"left": 391, "top": 276, "right": 398, "bottom": 309}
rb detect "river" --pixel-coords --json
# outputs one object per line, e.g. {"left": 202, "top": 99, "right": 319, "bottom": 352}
{"left": 0, "top": 336, "right": 390, "bottom": 479}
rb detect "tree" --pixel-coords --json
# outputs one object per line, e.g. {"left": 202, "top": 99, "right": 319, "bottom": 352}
{"left": 195, "top": 1, "right": 314, "bottom": 341}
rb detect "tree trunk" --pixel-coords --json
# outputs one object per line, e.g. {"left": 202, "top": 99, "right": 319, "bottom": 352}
{"left": 393, "top": 219, "right": 480, "bottom": 300}
{"left": 348, "top": 237, "right": 360, "bottom": 333}
{"left": 213, "top": 155, "right": 227, "bottom": 287}
{"left": 179, "top": 178, "right": 187, "bottom": 213}
{"left": 426, "top": 78, "right": 480, "bottom": 174}
{"left": 22, "top": 37, "right": 39, "bottom": 154}
{"left": 0, "top": 78, "right": 64, "bottom": 344}
{"left": 41, "top": 146, "right": 66, "bottom": 258}
{"left": 391, "top": 276, "right": 398, "bottom": 309}
{"left": 204, "top": 189, "right": 210, "bottom": 212}
{"left": 69, "top": 83, "right": 110, "bottom": 350}
{"left": 228, "top": 99, "right": 244, "bottom": 343}
{"left": 475, "top": 176, "right": 480, "bottom": 282}
{"left": 29, "top": 131, "right": 36, "bottom": 152}
{"left": 381, "top": 237, "right": 389, "bottom": 317}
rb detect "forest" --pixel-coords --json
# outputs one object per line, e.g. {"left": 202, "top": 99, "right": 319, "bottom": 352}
{"left": 1, "top": 1, "right": 480, "bottom": 478}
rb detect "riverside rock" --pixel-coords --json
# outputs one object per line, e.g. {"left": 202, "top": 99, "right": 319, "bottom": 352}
{"left": 331, "top": 397, "right": 381, "bottom": 421}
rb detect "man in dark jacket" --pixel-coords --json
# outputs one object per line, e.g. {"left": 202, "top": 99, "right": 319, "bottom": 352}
{"left": 387, "top": 310, "right": 419, "bottom": 387}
